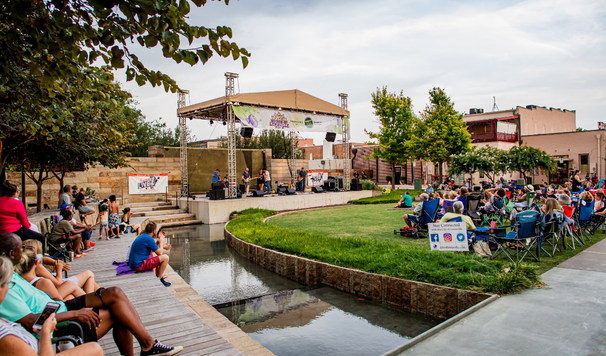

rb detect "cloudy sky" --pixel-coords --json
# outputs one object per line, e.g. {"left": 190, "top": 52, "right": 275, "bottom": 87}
{"left": 116, "top": 0, "right": 606, "bottom": 145}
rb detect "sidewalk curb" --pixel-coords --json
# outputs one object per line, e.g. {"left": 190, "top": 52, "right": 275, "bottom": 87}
{"left": 381, "top": 294, "right": 499, "bottom": 356}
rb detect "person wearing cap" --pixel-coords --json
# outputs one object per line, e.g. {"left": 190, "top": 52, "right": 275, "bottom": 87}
{"left": 242, "top": 168, "right": 251, "bottom": 194}
{"left": 60, "top": 204, "right": 95, "bottom": 251}
{"left": 212, "top": 168, "right": 220, "bottom": 183}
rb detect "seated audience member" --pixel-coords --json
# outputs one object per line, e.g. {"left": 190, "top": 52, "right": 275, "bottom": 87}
{"left": 440, "top": 201, "right": 476, "bottom": 230}
{"left": 579, "top": 191, "right": 594, "bottom": 206}
{"left": 73, "top": 187, "right": 94, "bottom": 224}
{"left": 0, "top": 256, "right": 103, "bottom": 356}
{"left": 541, "top": 198, "right": 573, "bottom": 229}
{"left": 0, "top": 233, "right": 183, "bottom": 356}
{"left": 49, "top": 210, "right": 86, "bottom": 258}
{"left": 121, "top": 208, "right": 142, "bottom": 235}
{"left": 0, "top": 181, "right": 46, "bottom": 252}
{"left": 457, "top": 187, "right": 469, "bottom": 212}
{"left": 448, "top": 191, "right": 458, "bottom": 200}
{"left": 435, "top": 191, "right": 444, "bottom": 207}
{"left": 513, "top": 187, "right": 529, "bottom": 208}
{"left": 481, "top": 188, "right": 507, "bottom": 212}
{"left": 403, "top": 193, "right": 428, "bottom": 227}
{"left": 129, "top": 222, "right": 172, "bottom": 287}
{"left": 558, "top": 194, "right": 572, "bottom": 208}
{"left": 595, "top": 191, "right": 605, "bottom": 213}
{"left": 57, "top": 185, "right": 72, "bottom": 209}
{"left": 16, "top": 247, "right": 85, "bottom": 301}
{"left": 60, "top": 204, "right": 95, "bottom": 251}
{"left": 394, "top": 192, "right": 413, "bottom": 208}
{"left": 21, "top": 240, "right": 98, "bottom": 294}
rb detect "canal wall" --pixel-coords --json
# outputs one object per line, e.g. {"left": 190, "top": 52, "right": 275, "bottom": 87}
{"left": 224, "top": 227, "right": 494, "bottom": 322}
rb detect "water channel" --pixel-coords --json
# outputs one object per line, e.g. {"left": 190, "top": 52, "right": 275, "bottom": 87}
{"left": 166, "top": 224, "right": 439, "bottom": 356}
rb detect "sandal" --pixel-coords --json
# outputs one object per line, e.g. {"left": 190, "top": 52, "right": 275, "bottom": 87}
{"left": 74, "top": 254, "right": 83, "bottom": 258}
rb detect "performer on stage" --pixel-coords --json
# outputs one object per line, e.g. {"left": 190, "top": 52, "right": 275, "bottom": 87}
{"left": 212, "top": 169, "right": 220, "bottom": 183}
{"left": 242, "top": 168, "right": 251, "bottom": 195}
{"left": 298, "top": 167, "right": 307, "bottom": 192}
{"left": 263, "top": 170, "right": 272, "bottom": 194}
{"left": 257, "top": 169, "right": 265, "bottom": 191}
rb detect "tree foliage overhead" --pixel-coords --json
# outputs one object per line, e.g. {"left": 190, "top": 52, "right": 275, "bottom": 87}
{"left": 220, "top": 130, "right": 302, "bottom": 160}
{"left": 508, "top": 145, "right": 557, "bottom": 178}
{"left": 448, "top": 146, "right": 509, "bottom": 183}
{"left": 410, "top": 87, "right": 471, "bottom": 178}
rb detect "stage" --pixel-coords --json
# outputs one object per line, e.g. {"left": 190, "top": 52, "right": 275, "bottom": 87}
{"left": 175, "top": 190, "right": 373, "bottom": 225}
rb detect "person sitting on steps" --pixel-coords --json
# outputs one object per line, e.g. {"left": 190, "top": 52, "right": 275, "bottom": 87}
{"left": 128, "top": 222, "right": 172, "bottom": 287}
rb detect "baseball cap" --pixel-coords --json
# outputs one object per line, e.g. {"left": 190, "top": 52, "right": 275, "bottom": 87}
{"left": 526, "top": 185, "right": 535, "bottom": 192}
{"left": 60, "top": 203, "right": 70, "bottom": 210}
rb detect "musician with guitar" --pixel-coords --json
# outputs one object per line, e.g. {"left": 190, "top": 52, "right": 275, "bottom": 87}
{"left": 298, "top": 167, "right": 307, "bottom": 192}
{"left": 242, "top": 168, "right": 251, "bottom": 194}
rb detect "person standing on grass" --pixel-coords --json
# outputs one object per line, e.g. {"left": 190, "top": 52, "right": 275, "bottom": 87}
{"left": 129, "top": 222, "right": 172, "bottom": 287}
{"left": 108, "top": 195, "right": 120, "bottom": 239}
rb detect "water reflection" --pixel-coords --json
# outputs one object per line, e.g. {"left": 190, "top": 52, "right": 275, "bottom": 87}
{"left": 166, "top": 224, "right": 302, "bottom": 305}
{"left": 166, "top": 224, "right": 439, "bottom": 356}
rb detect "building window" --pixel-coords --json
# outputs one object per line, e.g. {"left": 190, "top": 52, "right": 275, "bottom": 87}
{"left": 580, "top": 154, "right": 589, "bottom": 174}
{"left": 479, "top": 171, "right": 485, "bottom": 179}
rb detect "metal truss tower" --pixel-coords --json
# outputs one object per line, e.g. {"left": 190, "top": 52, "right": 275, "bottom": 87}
{"left": 225, "top": 72, "right": 239, "bottom": 198}
{"left": 178, "top": 90, "right": 189, "bottom": 197}
{"left": 339, "top": 93, "right": 350, "bottom": 190}
{"left": 289, "top": 130, "right": 297, "bottom": 188}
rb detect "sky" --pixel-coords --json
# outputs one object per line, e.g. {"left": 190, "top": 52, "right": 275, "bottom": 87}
{"left": 115, "top": 0, "right": 606, "bottom": 146}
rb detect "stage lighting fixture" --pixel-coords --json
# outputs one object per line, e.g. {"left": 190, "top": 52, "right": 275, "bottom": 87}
{"left": 210, "top": 120, "right": 214, "bottom": 125}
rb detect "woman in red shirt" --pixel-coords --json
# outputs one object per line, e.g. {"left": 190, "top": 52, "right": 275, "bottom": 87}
{"left": 0, "top": 181, "right": 46, "bottom": 251}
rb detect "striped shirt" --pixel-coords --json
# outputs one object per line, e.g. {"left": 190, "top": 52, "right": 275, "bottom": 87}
{"left": 0, "top": 318, "right": 38, "bottom": 352}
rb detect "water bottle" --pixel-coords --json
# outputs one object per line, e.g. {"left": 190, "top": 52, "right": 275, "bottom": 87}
{"left": 58, "top": 340, "right": 75, "bottom": 351}
{"left": 69, "top": 251, "right": 74, "bottom": 261}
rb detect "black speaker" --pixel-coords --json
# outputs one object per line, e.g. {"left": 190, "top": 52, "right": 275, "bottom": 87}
{"left": 312, "top": 187, "right": 324, "bottom": 193}
{"left": 212, "top": 182, "right": 224, "bottom": 190}
{"left": 240, "top": 127, "right": 253, "bottom": 138}
{"left": 351, "top": 178, "right": 360, "bottom": 191}
{"left": 325, "top": 132, "right": 336, "bottom": 142}
{"left": 239, "top": 184, "right": 246, "bottom": 193}
{"left": 335, "top": 176, "right": 344, "bottom": 190}
{"left": 210, "top": 189, "right": 225, "bottom": 200}
{"left": 278, "top": 187, "right": 287, "bottom": 195}
{"left": 252, "top": 190, "right": 265, "bottom": 197}
{"left": 286, "top": 189, "right": 296, "bottom": 195}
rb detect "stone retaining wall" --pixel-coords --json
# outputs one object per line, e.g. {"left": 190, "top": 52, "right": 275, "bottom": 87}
{"left": 224, "top": 228, "right": 493, "bottom": 321}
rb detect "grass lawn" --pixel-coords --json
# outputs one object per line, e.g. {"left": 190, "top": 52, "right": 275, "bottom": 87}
{"left": 348, "top": 189, "right": 422, "bottom": 205}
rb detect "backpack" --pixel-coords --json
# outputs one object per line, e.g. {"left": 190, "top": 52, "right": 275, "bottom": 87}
{"left": 394, "top": 227, "right": 419, "bottom": 238}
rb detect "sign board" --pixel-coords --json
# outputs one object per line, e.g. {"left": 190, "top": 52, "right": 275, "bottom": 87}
{"left": 428, "top": 222, "right": 468, "bottom": 252}
{"left": 233, "top": 105, "right": 348, "bottom": 134}
{"left": 307, "top": 171, "right": 328, "bottom": 187}
{"left": 128, "top": 173, "right": 169, "bottom": 195}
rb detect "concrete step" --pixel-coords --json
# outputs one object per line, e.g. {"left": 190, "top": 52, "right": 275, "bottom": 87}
{"left": 132, "top": 210, "right": 187, "bottom": 217}
{"left": 158, "top": 220, "right": 203, "bottom": 229}
{"left": 151, "top": 214, "right": 197, "bottom": 224}
{"left": 129, "top": 206, "right": 179, "bottom": 213}
{"left": 124, "top": 201, "right": 173, "bottom": 208}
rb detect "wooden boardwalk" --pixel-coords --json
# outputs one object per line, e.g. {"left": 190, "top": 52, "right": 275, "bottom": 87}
{"left": 67, "top": 218, "right": 242, "bottom": 356}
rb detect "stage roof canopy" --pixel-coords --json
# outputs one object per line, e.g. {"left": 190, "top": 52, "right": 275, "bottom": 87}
{"left": 177, "top": 89, "right": 349, "bottom": 119}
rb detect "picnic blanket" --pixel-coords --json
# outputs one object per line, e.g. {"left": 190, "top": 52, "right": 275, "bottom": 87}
{"left": 112, "top": 261, "right": 151, "bottom": 276}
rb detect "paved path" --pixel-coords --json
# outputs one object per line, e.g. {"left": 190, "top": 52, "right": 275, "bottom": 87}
{"left": 396, "top": 238, "right": 606, "bottom": 356}
{"left": 67, "top": 218, "right": 242, "bottom": 356}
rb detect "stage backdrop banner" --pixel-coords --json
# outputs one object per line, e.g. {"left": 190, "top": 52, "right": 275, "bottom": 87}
{"left": 428, "top": 222, "right": 468, "bottom": 252}
{"left": 233, "top": 105, "right": 348, "bottom": 134}
{"left": 128, "top": 173, "right": 169, "bottom": 195}
{"left": 307, "top": 171, "right": 328, "bottom": 187}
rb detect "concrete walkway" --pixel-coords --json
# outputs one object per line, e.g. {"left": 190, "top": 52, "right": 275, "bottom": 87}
{"left": 395, "top": 238, "right": 606, "bottom": 356}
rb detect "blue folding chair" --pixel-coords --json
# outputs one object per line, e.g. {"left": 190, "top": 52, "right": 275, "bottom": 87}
{"left": 490, "top": 210, "right": 541, "bottom": 263}
{"left": 576, "top": 200, "right": 594, "bottom": 242}
{"left": 412, "top": 198, "right": 440, "bottom": 239}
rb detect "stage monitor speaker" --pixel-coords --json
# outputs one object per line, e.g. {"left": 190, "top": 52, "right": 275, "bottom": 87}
{"left": 252, "top": 190, "right": 265, "bottom": 197}
{"left": 357, "top": 183, "right": 362, "bottom": 191}
{"left": 286, "top": 189, "right": 296, "bottom": 195}
{"left": 335, "top": 176, "right": 344, "bottom": 190}
{"left": 209, "top": 189, "right": 225, "bottom": 200}
{"left": 351, "top": 178, "right": 359, "bottom": 191}
{"left": 312, "top": 187, "right": 324, "bottom": 193}
{"left": 325, "top": 132, "right": 336, "bottom": 142}
{"left": 278, "top": 187, "right": 287, "bottom": 195}
{"left": 239, "top": 184, "right": 246, "bottom": 193}
{"left": 240, "top": 127, "right": 253, "bottom": 138}
{"left": 211, "top": 182, "right": 224, "bottom": 190}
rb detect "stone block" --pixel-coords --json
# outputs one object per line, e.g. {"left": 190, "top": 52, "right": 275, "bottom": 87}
{"left": 427, "top": 285, "right": 449, "bottom": 320}
{"left": 249, "top": 245, "right": 258, "bottom": 264}
{"left": 283, "top": 255, "right": 296, "bottom": 281}
{"left": 350, "top": 270, "right": 373, "bottom": 299}
{"left": 385, "top": 277, "right": 404, "bottom": 307}
{"left": 265, "top": 250, "right": 277, "bottom": 272}
{"left": 275, "top": 253, "right": 285, "bottom": 275}
{"left": 411, "top": 282, "right": 428, "bottom": 315}
{"left": 296, "top": 258, "right": 307, "bottom": 285}
{"left": 402, "top": 280, "right": 412, "bottom": 311}
{"left": 257, "top": 248, "right": 266, "bottom": 269}
{"left": 371, "top": 274, "right": 383, "bottom": 301}
{"left": 445, "top": 287, "right": 459, "bottom": 319}
{"left": 476, "top": 293, "right": 492, "bottom": 303}
{"left": 327, "top": 265, "right": 350, "bottom": 292}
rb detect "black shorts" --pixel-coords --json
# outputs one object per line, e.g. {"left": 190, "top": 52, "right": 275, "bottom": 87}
{"left": 60, "top": 295, "right": 99, "bottom": 342}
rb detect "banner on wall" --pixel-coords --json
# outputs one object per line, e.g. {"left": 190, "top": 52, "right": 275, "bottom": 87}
{"left": 128, "top": 174, "right": 169, "bottom": 195}
{"left": 232, "top": 105, "right": 348, "bottom": 134}
{"left": 307, "top": 171, "right": 328, "bottom": 187}
{"left": 428, "top": 222, "right": 468, "bottom": 252}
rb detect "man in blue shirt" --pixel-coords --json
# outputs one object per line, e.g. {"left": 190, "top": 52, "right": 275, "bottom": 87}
{"left": 212, "top": 169, "right": 220, "bottom": 183}
{"left": 298, "top": 167, "right": 307, "bottom": 192}
{"left": 129, "top": 221, "right": 171, "bottom": 287}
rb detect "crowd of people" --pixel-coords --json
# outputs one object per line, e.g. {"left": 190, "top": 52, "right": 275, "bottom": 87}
{"left": 0, "top": 179, "right": 182, "bottom": 355}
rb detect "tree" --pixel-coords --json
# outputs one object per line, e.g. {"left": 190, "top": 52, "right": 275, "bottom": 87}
{"left": 1, "top": 0, "right": 250, "bottom": 178}
{"left": 220, "top": 130, "right": 302, "bottom": 159}
{"left": 447, "top": 146, "right": 509, "bottom": 184}
{"left": 365, "top": 87, "right": 416, "bottom": 189}
{"left": 410, "top": 87, "right": 471, "bottom": 181}
{"left": 508, "top": 145, "right": 556, "bottom": 179}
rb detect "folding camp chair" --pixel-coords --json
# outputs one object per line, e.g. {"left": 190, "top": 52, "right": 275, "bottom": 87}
{"left": 539, "top": 219, "right": 561, "bottom": 259}
{"left": 490, "top": 210, "right": 541, "bottom": 263}
{"left": 410, "top": 198, "right": 440, "bottom": 239}
{"left": 562, "top": 206, "right": 583, "bottom": 249}
{"left": 466, "top": 194, "right": 482, "bottom": 223}
{"left": 576, "top": 200, "right": 594, "bottom": 242}
{"left": 481, "top": 195, "right": 507, "bottom": 226}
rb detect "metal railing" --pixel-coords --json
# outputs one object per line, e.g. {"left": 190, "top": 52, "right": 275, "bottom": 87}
{"left": 166, "top": 185, "right": 180, "bottom": 209}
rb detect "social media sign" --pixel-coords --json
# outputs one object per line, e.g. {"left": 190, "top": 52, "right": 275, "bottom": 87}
{"left": 428, "top": 222, "right": 468, "bottom": 252}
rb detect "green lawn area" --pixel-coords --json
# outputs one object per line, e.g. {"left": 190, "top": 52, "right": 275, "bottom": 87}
{"left": 348, "top": 189, "right": 422, "bottom": 205}
{"left": 226, "top": 205, "right": 606, "bottom": 295}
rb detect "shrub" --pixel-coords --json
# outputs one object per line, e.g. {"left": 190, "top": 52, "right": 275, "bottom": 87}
{"left": 385, "top": 176, "right": 392, "bottom": 182}
{"left": 361, "top": 179, "right": 381, "bottom": 190}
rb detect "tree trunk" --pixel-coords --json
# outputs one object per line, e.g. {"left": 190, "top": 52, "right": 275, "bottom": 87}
{"left": 438, "top": 162, "right": 444, "bottom": 183}
{"left": 36, "top": 168, "right": 44, "bottom": 213}
{"left": 391, "top": 163, "right": 396, "bottom": 190}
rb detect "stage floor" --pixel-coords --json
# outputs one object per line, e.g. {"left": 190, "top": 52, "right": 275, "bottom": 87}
{"left": 175, "top": 190, "right": 373, "bottom": 224}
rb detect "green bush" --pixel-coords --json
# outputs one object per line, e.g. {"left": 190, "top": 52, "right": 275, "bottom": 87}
{"left": 361, "top": 179, "right": 381, "bottom": 190}
{"left": 385, "top": 176, "right": 392, "bottom": 182}
{"left": 227, "top": 210, "right": 543, "bottom": 295}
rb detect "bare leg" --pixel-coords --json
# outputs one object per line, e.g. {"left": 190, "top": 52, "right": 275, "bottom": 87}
{"left": 59, "top": 341, "right": 104, "bottom": 356}
{"left": 85, "top": 287, "right": 155, "bottom": 352}
{"left": 156, "top": 255, "right": 169, "bottom": 278}
{"left": 75, "top": 270, "right": 98, "bottom": 293}
{"left": 56, "top": 280, "right": 85, "bottom": 299}
{"left": 70, "top": 234, "right": 82, "bottom": 254}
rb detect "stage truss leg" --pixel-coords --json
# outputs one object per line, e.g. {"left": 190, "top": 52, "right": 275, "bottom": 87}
{"left": 178, "top": 91, "right": 189, "bottom": 197}
{"left": 339, "top": 93, "right": 350, "bottom": 190}
{"left": 226, "top": 73, "right": 239, "bottom": 198}
{"left": 289, "top": 130, "right": 297, "bottom": 189}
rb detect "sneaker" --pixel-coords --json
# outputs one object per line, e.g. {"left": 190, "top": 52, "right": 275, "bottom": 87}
{"left": 141, "top": 340, "right": 182, "bottom": 356}
{"left": 160, "top": 278, "right": 171, "bottom": 287}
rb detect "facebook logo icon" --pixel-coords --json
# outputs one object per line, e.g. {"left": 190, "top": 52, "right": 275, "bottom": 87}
{"left": 430, "top": 234, "right": 439, "bottom": 242}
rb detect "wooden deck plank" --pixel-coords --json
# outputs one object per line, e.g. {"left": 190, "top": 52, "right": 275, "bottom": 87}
{"left": 66, "top": 217, "right": 242, "bottom": 356}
